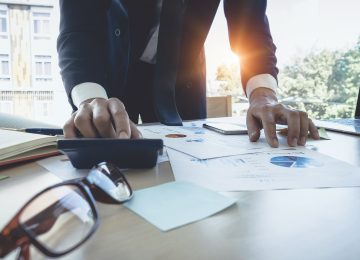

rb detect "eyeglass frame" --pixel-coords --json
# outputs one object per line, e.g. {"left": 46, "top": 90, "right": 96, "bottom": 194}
{"left": 0, "top": 162, "right": 133, "bottom": 259}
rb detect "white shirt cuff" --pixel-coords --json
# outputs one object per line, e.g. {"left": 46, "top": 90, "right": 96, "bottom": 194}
{"left": 246, "top": 74, "right": 278, "bottom": 98}
{"left": 71, "top": 82, "right": 108, "bottom": 108}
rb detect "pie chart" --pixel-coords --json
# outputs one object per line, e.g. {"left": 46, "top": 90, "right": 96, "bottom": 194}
{"left": 270, "top": 156, "right": 323, "bottom": 168}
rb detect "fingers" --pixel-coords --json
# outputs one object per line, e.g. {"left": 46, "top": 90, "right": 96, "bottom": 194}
{"left": 298, "top": 112, "right": 309, "bottom": 145}
{"left": 63, "top": 113, "right": 77, "bottom": 138}
{"left": 92, "top": 99, "right": 116, "bottom": 138}
{"left": 248, "top": 101, "right": 317, "bottom": 147}
{"left": 248, "top": 105, "right": 279, "bottom": 148}
{"left": 74, "top": 103, "right": 98, "bottom": 138}
{"left": 309, "top": 119, "right": 320, "bottom": 140}
{"left": 284, "top": 109, "right": 301, "bottom": 146}
{"left": 260, "top": 112, "right": 279, "bottom": 148}
{"left": 107, "top": 98, "right": 131, "bottom": 139}
{"left": 130, "top": 121, "right": 143, "bottom": 139}
{"left": 246, "top": 112, "right": 261, "bottom": 142}
{"left": 64, "top": 98, "right": 132, "bottom": 139}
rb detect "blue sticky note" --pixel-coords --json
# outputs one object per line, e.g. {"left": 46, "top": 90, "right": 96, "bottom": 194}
{"left": 124, "top": 181, "right": 237, "bottom": 231}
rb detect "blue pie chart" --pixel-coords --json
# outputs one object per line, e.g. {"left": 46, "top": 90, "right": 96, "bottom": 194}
{"left": 270, "top": 156, "right": 323, "bottom": 168}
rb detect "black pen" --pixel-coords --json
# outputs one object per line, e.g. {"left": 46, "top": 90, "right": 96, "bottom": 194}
{"left": 0, "top": 127, "right": 63, "bottom": 136}
{"left": 24, "top": 128, "right": 64, "bottom": 136}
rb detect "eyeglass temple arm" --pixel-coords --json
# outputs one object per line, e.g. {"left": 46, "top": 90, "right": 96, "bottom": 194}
{"left": 17, "top": 242, "right": 30, "bottom": 260}
{"left": 0, "top": 235, "right": 16, "bottom": 257}
{"left": 0, "top": 196, "right": 74, "bottom": 258}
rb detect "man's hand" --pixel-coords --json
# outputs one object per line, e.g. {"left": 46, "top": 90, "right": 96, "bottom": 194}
{"left": 246, "top": 88, "right": 320, "bottom": 147}
{"left": 63, "top": 98, "right": 142, "bottom": 139}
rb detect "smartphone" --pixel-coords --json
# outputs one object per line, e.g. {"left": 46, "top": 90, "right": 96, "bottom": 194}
{"left": 203, "top": 122, "right": 248, "bottom": 135}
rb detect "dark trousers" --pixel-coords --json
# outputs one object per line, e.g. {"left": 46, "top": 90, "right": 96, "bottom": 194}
{"left": 124, "top": 61, "right": 158, "bottom": 124}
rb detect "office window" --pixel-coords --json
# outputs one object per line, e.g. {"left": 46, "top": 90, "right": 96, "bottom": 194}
{"left": 31, "top": 11, "right": 51, "bottom": 39}
{"left": 205, "top": 0, "right": 360, "bottom": 120}
{"left": 0, "top": 3, "right": 69, "bottom": 126}
{"left": 267, "top": 0, "right": 360, "bottom": 119}
{"left": 33, "top": 55, "right": 52, "bottom": 82}
{"left": 0, "top": 54, "right": 10, "bottom": 81}
{"left": 0, "top": 100, "right": 13, "bottom": 114}
{"left": 0, "top": 6, "right": 8, "bottom": 39}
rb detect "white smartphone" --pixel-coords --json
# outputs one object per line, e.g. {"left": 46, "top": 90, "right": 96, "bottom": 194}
{"left": 203, "top": 122, "right": 248, "bottom": 135}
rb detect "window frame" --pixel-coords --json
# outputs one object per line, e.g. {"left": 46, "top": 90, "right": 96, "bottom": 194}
{"left": 0, "top": 53, "right": 11, "bottom": 82}
{"left": 30, "top": 9, "right": 51, "bottom": 40}
{"left": 32, "top": 55, "right": 53, "bottom": 83}
{"left": 0, "top": 5, "right": 9, "bottom": 39}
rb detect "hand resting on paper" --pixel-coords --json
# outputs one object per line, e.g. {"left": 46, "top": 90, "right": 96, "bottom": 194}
{"left": 246, "top": 88, "right": 320, "bottom": 148}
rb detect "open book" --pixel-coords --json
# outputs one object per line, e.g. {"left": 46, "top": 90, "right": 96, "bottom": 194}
{"left": 0, "top": 129, "right": 59, "bottom": 167}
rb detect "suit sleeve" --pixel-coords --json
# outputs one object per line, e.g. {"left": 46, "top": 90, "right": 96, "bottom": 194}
{"left": 224, "top": 0, "right": 279, "bottom": 92}
{"left": 57, "top": 0, "right": 111, "bottom": 108}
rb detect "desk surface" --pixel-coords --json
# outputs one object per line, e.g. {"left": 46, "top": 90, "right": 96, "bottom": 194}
{"left": 0, "top": 124, "right": 360, "bottom": 260}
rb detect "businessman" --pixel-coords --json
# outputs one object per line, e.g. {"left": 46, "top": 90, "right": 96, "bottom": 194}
{"left": 57, "top": 0, "right": 319, "bottom": 147}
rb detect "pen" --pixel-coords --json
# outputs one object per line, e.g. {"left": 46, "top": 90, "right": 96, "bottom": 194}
{"left": 24, "top": 128, "right": 64, "bottom": 136}
{"left": 0, "top": 127, "right": 63, "bottom": 136}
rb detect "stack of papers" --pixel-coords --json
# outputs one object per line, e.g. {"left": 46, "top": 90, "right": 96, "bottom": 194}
{"left": 138, "top": 121, "right": 278, "bottom": 159}
{"left": 139, "top": 121, "right": 360, "bottom": 192}
{"left": 167, "top": 147, "right": 360, "bottom": 191}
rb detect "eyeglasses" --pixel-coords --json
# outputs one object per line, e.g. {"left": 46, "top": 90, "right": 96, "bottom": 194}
{"left": 0, "top": 162, "right": 133, "bottom": 260}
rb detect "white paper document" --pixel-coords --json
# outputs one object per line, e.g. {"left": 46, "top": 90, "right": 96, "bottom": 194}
{"left": 37, "top": 155, "right": 88, "bottom": 180}
{"left": 167, "top": 147, "right": 360, "bottom": 191}
{"left": 138, "top": 121, "right": 283, "bottom": 159}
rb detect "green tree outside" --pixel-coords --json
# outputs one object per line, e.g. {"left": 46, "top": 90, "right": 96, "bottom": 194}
{"left": 278, "top": 37, "right": 360, "bottom": 119}
{"left": 214, "top": 37, "right": 360, "bottom": 119}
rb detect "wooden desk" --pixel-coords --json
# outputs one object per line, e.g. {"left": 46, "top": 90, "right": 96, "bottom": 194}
{"left": 0, "top": 129, "right": 359, "bottom": 260}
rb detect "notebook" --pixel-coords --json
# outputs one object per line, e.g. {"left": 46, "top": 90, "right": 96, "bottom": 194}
{"left": 315, "top": 88, "right": 360, "bottom": 136}
{"left": 0, "top": 129, "right": 59, "bottom": 166}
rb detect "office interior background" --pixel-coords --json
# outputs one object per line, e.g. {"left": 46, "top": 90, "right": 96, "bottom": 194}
{"left": 0, "top": 0, "right": 359, "bottom": 126}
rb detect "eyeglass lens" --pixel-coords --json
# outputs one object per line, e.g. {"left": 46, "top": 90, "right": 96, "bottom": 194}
{"left": 19, "top": 185, "right": 96, "bottom": 254}
{"left": 88, "top": 163, "right": 133, "bottom": 202}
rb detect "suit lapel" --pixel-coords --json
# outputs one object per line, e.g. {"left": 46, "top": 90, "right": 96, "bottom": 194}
{"left": 126, "top": 0, "right": 160, "bottom": 62}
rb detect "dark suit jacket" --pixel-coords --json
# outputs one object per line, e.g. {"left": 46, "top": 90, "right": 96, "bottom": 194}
{"left": 57, "top": 0, "right": 278, "bottom": 121}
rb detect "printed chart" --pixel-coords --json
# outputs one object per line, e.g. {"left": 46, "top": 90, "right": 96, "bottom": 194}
{"left": 270, "top": 156, "right": 323, "bottom": 168}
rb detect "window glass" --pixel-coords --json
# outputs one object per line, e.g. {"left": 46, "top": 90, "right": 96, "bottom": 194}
{"left": 0, "top": 18, "right": 6, "bottom": 32}
{"left": 0, "top": 4, "right": 69, "bottom": 125}
{"left": 205, "top": 0, "right": 360, "bottom": 119}
{"left": 32, "top": 12, "right": 51, "bottom": 37}
{"left": 33, "top": 20, "right": 40, "bottom": 34}
{"left": 44, "top": 62, "right": 52, "bottom": 75}
{"left": 35, "top": 62, "right": 42, "bottom": 75}
{"left": 0, "top": 8, "right": 7, "bottom": 34}
{"left": 0, "top": 54, "right": 10, "bottom": 80}
{"left": 1, "top": 61, "right": 9, "bottom": 75}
